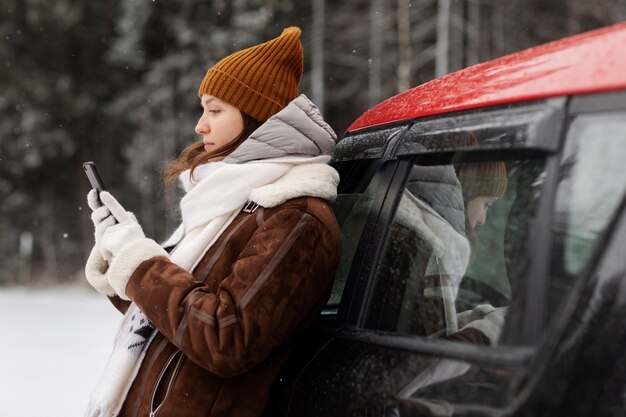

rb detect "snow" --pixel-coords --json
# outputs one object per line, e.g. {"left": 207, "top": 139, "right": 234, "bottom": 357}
{"left": 0, "top": 286, "right": 121, "bottom": 416}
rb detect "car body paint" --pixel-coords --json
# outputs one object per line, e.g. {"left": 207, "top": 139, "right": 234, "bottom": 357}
{"left": 348, "top": 22, "right": 626, "bottom": 132}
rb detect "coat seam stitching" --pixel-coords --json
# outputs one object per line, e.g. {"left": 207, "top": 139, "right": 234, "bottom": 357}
{"left": 239, "top": 212, "right": 312, "bottom": 310}
{"left": 218, "top": 314, "right": 240, "bottom": 329}
{"left": 188, "top": 308, "right": 240, "bottom": 329}
{"left": 198, "top": 214, "right": 255, "bottom": 284}
{"left": 189, "top": 307, "right": 216, "bottom": 327}
{"left": 175, "top": 214, "right": 254, "bottom": 345}
{"left": 176, "top": 291, "right": 206, "bottom": 346}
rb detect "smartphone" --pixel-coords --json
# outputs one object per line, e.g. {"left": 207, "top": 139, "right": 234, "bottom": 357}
{"left": 83, "top": 161, "right": 106, "bottom": 193}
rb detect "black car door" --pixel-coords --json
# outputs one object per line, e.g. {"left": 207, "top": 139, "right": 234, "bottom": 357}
{"left": 268, "top": 97, "right": 626, "bottom": 416}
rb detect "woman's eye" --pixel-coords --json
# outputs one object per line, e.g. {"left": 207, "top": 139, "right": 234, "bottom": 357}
{"left": 209, "top": 109, "right": 221, "bottom": 114}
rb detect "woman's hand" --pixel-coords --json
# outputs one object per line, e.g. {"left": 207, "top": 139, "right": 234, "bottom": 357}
{"left": 86, "top": 190, "right": 166, "bottom": 301}
{"left": 84, "top": 190, "right": 117, "bottom": 295}
{"left": 88, "top": 190, "right": 117, "bottom": 261}
{"left": 98, "top": 191, "right": 146, "bottom": 262}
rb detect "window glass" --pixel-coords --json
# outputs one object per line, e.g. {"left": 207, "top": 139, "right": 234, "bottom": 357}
{"left": 365, "top": 149, "right": 547, "bottom": 346}
{"left": 554, "top": 112, "right": 626, "bottom": 274}
{"left": 549, "top": 112, "right": 626, "bottom": 318}
{"left": 328, "top": 193, "right": 375, "bottom": 306}
{"left": 326, "top": 160, "right": 388, "bottom": 311}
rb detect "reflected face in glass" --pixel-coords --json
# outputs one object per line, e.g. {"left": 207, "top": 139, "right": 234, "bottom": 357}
{"left": 195, "top": 94, "right": 244, "bottom": 153}
{"left": 466, "top": 196, "right": 498, "bottom": 230}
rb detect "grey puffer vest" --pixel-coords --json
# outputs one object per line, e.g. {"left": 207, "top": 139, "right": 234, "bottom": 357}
{"left": 405, "top": 164, "right": 466, "bottom": 236}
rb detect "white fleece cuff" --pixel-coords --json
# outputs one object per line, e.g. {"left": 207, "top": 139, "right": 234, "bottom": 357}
{"left": 107, "top": 238, "right": 169, "bottom": 301}
{"left": 85, "top": 246, "right": 116, "bottom": 297}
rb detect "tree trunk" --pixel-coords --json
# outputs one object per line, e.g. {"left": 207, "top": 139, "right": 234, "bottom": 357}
{"left": 491, "top": 1, "right": 505, "bottom": 58}
{"left": 567, "top": 1, "right": 582, "bottom": 35}
{"left": 467, "top": 0, "right": 480, "bottom": 65}
{"left": 449, "top": 0, "right": 465, "bottom": 72}
{"left": 436, "top": 0, "right": 451, "bottom": 77}
{"left": 397, "top": 0, "right": 412, "bottom": 93}
{"left": 369, "top": 0, "right": 384, "bottom": 106}
{"left": 312, "top": 0, "right": 325, "bottom": 114}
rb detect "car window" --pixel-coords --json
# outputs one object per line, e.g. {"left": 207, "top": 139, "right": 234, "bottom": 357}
{"left": 549, "top": 111, "right": 626, "bottom": 316}
{"left": 328, "top": 193, "right": 375, "bottom": 307}
{"left": 364, "top": 149, "right": 547, "bottom": 346}
{"left": 326, "top": 160, "right": 389, "bottom": 313}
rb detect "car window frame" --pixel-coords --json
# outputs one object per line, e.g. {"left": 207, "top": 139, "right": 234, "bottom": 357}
{"left": 530, "top": 89, "right": 626, "bottom": 338}
{"left": 288, "top": 91, "right": 626, "bottom": 416}
{"left": 505, "top": 90, "right": 626, "bottom": 345}
{"left": 330, "top": 99, "right": 569, "bottom": 333}
{"left": 323, "top": 158, "right": 404, "bottom": 323}
{"left": 329, "top": 98, "right": 575, "bottom": 349}
{"left": 328, "top": 153, "right": 540, "bottom": 368}
{"left": 504, "top": 89, "right": 626, "bottom": 398}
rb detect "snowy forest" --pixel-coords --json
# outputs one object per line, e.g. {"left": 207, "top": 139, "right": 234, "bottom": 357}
{"left": 1, "top": 0, "right": 625, "bottom": 285}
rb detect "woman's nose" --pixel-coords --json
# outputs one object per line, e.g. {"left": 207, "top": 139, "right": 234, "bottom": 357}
{"left": 195, "top": 115, "right": 209, "bottom": 135}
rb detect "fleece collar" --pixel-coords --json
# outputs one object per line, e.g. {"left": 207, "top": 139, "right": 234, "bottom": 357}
{"left": 250, "top": 162, "right": 339, "bottom": 208}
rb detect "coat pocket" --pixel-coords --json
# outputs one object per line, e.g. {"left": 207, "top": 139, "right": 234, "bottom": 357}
{"left": 150, "top": 349, "right": 184, "bottom": 417}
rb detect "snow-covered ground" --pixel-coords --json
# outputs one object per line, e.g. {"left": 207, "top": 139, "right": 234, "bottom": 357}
{"left": 0, "top": 286, "right": 121, "bottom": 416}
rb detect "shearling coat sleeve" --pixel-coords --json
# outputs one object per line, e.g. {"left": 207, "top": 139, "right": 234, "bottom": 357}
{"left": 123, "top": 205, "right": 340, "bottom": 377}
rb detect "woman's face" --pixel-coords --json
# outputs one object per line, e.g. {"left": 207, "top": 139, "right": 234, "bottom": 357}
{"left": 195, "top": 94, "right": 244, "bottom": 153}
{"left": 466, "top": 196, "right": 498, "bottom": 230}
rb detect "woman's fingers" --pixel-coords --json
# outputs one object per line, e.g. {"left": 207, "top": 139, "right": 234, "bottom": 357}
{"left": 87, "top": 189, "right": 101, "bottom": 211}
{"left": 91, "top": 205, "right": 111, "bottom": 224}
{"left": 100, "top": 191, "right": 133, "bottom": 223}
{"left": 98, "top": 214, "right": 117, "bottom": 231}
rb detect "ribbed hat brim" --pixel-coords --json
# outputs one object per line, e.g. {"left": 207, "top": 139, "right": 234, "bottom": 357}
{"left": 458, "top": 162, "right": 508, "bottom": 198}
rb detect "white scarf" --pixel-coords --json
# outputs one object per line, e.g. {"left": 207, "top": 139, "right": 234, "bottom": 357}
{"left": 163, "top": 155, "right": 332, "bottom": 271}
{"left": 84, "top": 156, "right": 336, "bottom": 417}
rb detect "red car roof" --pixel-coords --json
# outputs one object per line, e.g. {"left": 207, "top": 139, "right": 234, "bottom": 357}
{"left": 347, "top": 22, "right": 626, "bottom": 132}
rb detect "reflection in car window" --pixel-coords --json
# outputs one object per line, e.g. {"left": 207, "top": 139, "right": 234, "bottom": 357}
{"left": 328, "top": 193, "right": 375, "bottom": 307}
{"left": 550, "top": 112, "right": 626, "bottom": 317}
{"left": 326, "top": 160, "right": 387, "bottom": 312}
{"left": 366, "top": 152, "right": 546, "bottom": 346}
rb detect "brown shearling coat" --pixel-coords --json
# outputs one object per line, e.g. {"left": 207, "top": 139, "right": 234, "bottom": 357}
{"left": 109, "top": 196, "right": 340, "bottom": 417}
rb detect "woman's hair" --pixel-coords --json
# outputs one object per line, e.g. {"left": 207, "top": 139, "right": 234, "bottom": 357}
{"left": 163, "top": 111, "right": 262, "bottom": 187}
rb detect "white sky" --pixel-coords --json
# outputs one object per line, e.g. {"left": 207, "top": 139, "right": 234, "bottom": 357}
{"left": 0, "top": 286, "right": 120, "bottom": 416}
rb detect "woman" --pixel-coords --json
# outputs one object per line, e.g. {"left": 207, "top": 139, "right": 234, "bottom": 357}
{"left": 83, "top": 27, "right": 341, "bottom": 417}
{"left": 447, "top": 159, "right": 508, "bottom": 344}
{"left": 393, "top": 153, "right": 508, "bottom": 344}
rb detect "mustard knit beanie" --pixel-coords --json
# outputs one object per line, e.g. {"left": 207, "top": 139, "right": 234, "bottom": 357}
{"left": 457, "top": 162, "right": 508, "bottom": 199}
{"left": 452, "top": 131, "right": 508, "bottom": 198}
{"left": 197, "top": 27, "right": 303, "bottom": 122}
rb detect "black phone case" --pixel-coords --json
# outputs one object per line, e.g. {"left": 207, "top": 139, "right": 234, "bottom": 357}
{"left": 83, "top": 161, "right": 106, "bottom": 192}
